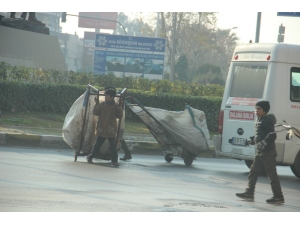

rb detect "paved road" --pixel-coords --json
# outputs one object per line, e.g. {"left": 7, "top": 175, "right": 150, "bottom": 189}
{"left": 0, "top": 146, "right": 299, "bottom": 212}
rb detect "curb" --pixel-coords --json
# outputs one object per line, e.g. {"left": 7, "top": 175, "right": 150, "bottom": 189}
{"left": 0, "top": 132, "right": 70, "bottom": 149}
{"left": 0, "top": 132, "right": 216, "bottom": 158}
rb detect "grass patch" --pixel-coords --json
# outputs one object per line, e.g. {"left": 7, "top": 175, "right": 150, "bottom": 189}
{"left": 124, "top": 120, "right": 150, "bottom": 134}
{"left": 0, "top": 110, "right": 216, "bottom": 138}
{"left": 0, "top": 110, "right": 150, "bottom": 136}
{"left": 0, "top": 111, "right": 65, "bottom": 127}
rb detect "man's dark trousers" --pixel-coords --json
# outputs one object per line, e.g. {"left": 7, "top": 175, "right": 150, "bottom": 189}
{"left": 90, "top": 136, "right": 118, "bottom": 163}
{"left": 247, "top": 149, "right": 283, "bottom": 197}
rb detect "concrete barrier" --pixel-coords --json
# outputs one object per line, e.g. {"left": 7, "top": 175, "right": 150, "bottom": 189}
{"left": 0, "top": 132, "right": 215, "bottom": 158}
{"left": 0, "top": 133, "right": 6, "bottom": 145}
{"left": 5, "top": 133, "right": 41, "bottom": 147}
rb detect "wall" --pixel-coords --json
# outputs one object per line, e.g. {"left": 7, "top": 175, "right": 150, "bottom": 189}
{"left": 0, "top": 25, "right": 67, "bottom": 71}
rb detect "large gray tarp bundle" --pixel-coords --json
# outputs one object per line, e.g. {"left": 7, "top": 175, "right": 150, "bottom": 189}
{"left": 126, "top": 104, "right": 210, "bottom": 156}
{"left": 62, "top": 90, "right": 125, "bottom": 155}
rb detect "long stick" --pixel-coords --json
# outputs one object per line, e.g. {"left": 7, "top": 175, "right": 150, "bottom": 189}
{"left": 115, "top": 88, "right": 127, "bottom": 145}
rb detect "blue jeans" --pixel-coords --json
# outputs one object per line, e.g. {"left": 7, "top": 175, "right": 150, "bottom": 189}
{"left": 89, "top": 136, "right": 118, "bottom": 163}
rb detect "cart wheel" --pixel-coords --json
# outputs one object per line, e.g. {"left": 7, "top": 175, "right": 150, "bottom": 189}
{"left": 165, "top": 153, "right": 173, "bottom": 162}
{"left": 184, "top": 157, "right": 193, "bottom": 166}
{"left": 74, "top": 151, "right": 77, "bottom": 161}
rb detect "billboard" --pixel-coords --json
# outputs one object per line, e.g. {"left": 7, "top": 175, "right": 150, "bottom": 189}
{"left": 94, "top": 50, "right": 165, "bottom": 79}
{"left": 95, "top": 34, "right": 166, "bottom": 53}
{"left": 78, "top": 12, "right": 118, "bottom": 29}
{"left": 277, "top": 12, "right": 300, "bottom": 17}
{"left": 82, "top": 31, "right": 111, "bottom": 72}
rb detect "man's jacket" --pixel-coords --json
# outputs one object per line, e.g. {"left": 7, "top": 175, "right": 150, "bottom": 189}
{"left": 254, "top": 113, "right": 277, "bottom": 151}
{"left": 93, "top": 100, "right": 123, "bottom": 138}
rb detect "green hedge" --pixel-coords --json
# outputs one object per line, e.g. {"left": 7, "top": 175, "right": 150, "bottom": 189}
{"left": 0, "top": 62, "right": 224, "bottom": 97}
{"left": 0, "top": 81, "right": 85, "bottom": 113}
{"left": 0, "top": 81, "right": 222, "bottom": 131}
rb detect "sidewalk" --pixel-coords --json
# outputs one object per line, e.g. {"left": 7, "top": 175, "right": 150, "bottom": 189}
{"left": 0, "top": 132, "right": 216, "bottom": 158}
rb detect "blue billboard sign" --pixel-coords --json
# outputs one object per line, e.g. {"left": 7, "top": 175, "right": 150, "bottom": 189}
{"left": 95, "top": 34, "right": 166, "bottom": 53}
{"left": 277, "top": 12, "right": 300, "bottom": 17}
{"left": 94, "top": 50, "right": 165, "bottom": 79}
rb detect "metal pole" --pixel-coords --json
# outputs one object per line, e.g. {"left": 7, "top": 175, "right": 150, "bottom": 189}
{"left": 155, "top": 12, "right": 159, "bottom": 38}
{"left": 170, "top": 12, "right": 176, "bottom": 82}
{"left": 255, "top": 12, "right": 261, "bottom": 43}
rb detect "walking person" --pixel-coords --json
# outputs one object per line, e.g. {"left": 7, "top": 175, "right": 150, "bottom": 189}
{"left": 86, "top": 87, "right": 123, "bottom": 167}
{"left": 236, "top": 101, "right": 284, "bottom": 204}
{"left": 119, "top": 138, "right": 132, "bottom": 161}
{"left": 102, "top": 86, "right": 132, "bottom": 161}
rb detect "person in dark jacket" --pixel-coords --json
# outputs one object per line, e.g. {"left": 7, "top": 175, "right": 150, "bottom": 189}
{"left": 236, "top": 101, "right": 284, "bottom": 204}
{"left": 86, "top": 87, "right": 123, "bottom": 167}
{"left": 103, "top": 86, "right": 132, "bottom": 161}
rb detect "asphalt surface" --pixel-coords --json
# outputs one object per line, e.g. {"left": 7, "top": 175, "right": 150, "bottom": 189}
{"left": 1, "top": 146, "right": 299, "bottom": 213}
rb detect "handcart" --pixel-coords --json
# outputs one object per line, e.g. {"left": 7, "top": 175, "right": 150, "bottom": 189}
{"left": 62, "top": 84, "right": 126, "bottom": 162}
{"left": 125, "top": 96, "right": 210, "bottom": 166}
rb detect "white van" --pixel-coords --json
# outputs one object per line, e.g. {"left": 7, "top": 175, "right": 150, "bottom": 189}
{"left": 214, "top": 43, "right": 300, "bottom": 178}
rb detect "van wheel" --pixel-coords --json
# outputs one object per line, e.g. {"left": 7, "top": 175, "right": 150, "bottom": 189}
{"left": 244, "top": 160, "right": 253, "bottom": 169}
{"left": 290, "top": 151, "right": 300, "bottom": 178}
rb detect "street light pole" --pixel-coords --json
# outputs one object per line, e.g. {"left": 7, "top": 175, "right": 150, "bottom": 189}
{"left": 155, "top": 12, "right": 159, "bottom": 38}
{"left": 170, "top": 12, "right": 177, "bottom": 82}
{"left": 66, "top": 13, "right": 127, "bottom": 35}
{"left": 255, "top": 12, "right": 261, "bottom": 43}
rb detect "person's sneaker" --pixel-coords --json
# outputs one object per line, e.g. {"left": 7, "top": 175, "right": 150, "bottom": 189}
{"left": 119, "top": 154, "right": 132, "bottom": 161}
{"left": 266, "top": 195, "right": 284, "bottom": 204}
{"left": 111, "top": 162, "right": 120, "bottom": 167}
{"left": 236, "top": 192, "right": 254, "bottom": 201}
{"left": 86, "top": 156, "right": 93, "bottom": 164}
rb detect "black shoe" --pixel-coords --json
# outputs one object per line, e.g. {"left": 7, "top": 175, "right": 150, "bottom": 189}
{"left": 119, "top": 154, "right": 132, "bottom": 161}
{"left": 236, "top": 192, "right": 254, "bottom": 201}
{"left": 266, "top": 195, "right": 284, "bottom": 204}
{"left": 111, "top": 162, "right": 120, "bottom": 167}
{"left": 86, "top": 155, "right": 93, "bottom": 164}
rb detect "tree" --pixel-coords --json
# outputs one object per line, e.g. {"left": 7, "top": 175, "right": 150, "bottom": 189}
{"left": 113, "top": 12, "right": 238, "bottom": 84}
{"left": 192, "top": 63, "right": 224, "bottom": 85}
{"left": 212, "top": 28, "right": 239, "bottom": 79}
{"left": 114, "top": 12, "right": 155, "bottom": 37}
{"left": 159, "top": 12, "right": 218, "bottom": 82}
{"left": 159, "top": 12, "right": 217, "bottom": 59}
{"left": 175, "top": 54, "right": 188, "bottom": 82}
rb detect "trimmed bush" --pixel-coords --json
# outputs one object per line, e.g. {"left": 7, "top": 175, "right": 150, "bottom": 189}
{"left": 0, "top": 81, "right": 222, "bottom": 131}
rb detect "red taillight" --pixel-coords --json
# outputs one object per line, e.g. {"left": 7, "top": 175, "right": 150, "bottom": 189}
{"left": 266, "top": 55, "right": 271, "bottom": 60}
{"left": 218, "top": 110, "right": 224, "bottom": 134}
{"left": 234, "top": 55, "right": 238, "bottom": 60}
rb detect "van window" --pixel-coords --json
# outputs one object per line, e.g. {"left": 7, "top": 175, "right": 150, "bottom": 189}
{"left": 291, "top": 67, "right": 300, "bottom": 102}
{"left": 230, "top": 65, "right": 268, "bottom": 98}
